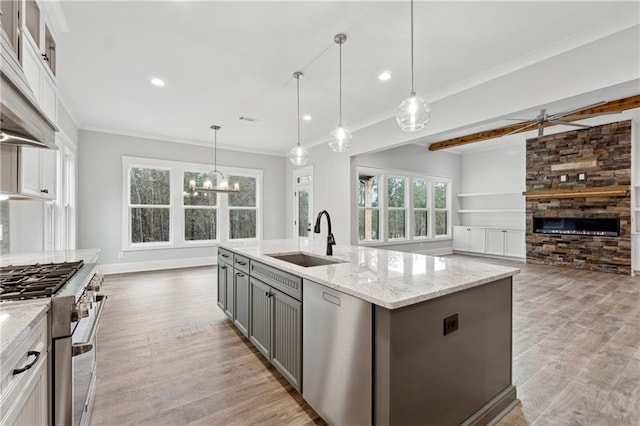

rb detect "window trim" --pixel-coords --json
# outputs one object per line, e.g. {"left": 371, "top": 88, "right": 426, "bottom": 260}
{"left": 356, "top": 166, "right": 452, "bottom": 246}
{"left": 122, "top": 156, "right": 263, "bottom": 251}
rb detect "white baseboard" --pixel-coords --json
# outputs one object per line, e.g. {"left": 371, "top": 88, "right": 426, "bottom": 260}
{"left": 100, "top": 256, "right": 215, "bottom": 275}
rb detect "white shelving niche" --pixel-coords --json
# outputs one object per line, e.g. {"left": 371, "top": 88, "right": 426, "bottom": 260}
{"left": 454, "top": 191, "right": 526, "bottom": 260}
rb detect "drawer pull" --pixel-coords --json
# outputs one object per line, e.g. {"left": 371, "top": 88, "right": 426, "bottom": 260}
{"left": 236, "top": 261, "right": 247, "bottom": 266}
{"left": 13, "top": 351, "right": 40, "bottom": 375}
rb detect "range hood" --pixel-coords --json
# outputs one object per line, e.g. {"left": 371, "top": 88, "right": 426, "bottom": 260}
{"left": 1, "top": 37, "right": 57, "bottom": 150}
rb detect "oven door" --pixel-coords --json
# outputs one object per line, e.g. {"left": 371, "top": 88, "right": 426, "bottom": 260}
{"left": 71, "top": 294, "right": 107, "bottom": 426}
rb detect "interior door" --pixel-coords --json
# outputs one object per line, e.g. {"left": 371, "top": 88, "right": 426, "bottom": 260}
{"left": 293, "top": 167, "right": 313, "bottom": 240}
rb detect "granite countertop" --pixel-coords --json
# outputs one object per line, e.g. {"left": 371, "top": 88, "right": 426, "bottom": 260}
{"left": 0, "top": 248, "right": 101, "bottom": 267}
{"left": 221, "top": 239, "right": 520, "bottom": 309}
{"left": 0, "top": 300, "right": 49, "bottom": 363}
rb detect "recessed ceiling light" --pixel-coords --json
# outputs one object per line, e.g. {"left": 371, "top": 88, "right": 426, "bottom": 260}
{"left": 378, "top": 71, "right": 392, "bottom": 81}
{"left": 303, "top": 114, "right": 312, "bottom": 121}
{"left": 150, "top": 77, "right": 165, "bottom": 87}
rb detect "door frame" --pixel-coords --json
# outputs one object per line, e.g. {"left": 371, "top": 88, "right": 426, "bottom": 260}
{"left": 292, "top": 166, "right": 314, "bottom": 240}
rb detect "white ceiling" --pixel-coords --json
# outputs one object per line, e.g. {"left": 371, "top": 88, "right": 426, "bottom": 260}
{"left": 56, "top": 1, "right": 640, "bottom": 156}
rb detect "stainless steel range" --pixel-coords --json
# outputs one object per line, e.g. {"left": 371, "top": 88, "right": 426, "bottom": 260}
{"left": 0, "top": 261, "right": 107, "bottom": 426}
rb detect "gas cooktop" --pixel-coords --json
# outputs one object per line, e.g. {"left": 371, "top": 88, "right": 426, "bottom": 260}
{"left": 0, "top": 260, "right": 84, "bottom": 301}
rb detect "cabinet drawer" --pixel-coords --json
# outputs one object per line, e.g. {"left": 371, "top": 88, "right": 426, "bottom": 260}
{"left": 233, "top": 254, "right": 250, "bottom": 274}
{"left": 250, "top": 261, "right": 302, "bottom": 301}
{"left": 0, "top": 314, "right": 48, "bottom": 420}
{"left": 218, "top": 248, "right": 233, "bottom": 265}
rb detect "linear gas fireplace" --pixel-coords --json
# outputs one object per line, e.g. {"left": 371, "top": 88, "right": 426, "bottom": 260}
{"left": 533, "top": 217, "right": 620, "bottom": 237}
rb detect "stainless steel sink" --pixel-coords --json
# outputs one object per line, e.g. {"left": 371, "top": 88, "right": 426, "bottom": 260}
{"left": 266, "top": 252, "right": 346, "bottom": 268}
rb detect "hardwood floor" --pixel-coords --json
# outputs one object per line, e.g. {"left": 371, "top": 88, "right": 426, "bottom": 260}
{"left": 92, "top": 259, "right": 640, "bottom": 425}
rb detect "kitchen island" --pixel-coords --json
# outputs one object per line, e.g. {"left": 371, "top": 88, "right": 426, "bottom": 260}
{"left": 219, "top": 239, "right": 520, "bottom": 425}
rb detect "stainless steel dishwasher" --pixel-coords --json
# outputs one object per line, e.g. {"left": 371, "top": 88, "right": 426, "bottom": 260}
{"left": 302, "top": 279, "right": 372, "bottom": 425}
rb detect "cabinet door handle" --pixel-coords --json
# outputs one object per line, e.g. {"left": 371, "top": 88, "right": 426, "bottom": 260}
{"left": 13, "top": 351, "right": 40, "bottom": 375}
{"left": 237, "top": 273, "right": 245, "bottom": 277}
{"left": 41, "top": 53, "right": 50, "bottom": 62}
{"left": 220, "top": 265, "right": 227, "bottom": 270}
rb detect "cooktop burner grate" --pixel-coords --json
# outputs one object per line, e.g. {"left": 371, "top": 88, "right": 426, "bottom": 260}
{"left": 0, "top": 260, "right": 84, "bottom": 301}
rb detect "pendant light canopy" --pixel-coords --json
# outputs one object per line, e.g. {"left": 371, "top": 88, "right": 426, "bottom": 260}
{"left": 396, "top": 0, "right": 430, "bottom": 132}
{"left": 289, "top": 71, "right": 310, "bottom": 166}
{"left": 189, "top": 125, "right": 240, "bottom": 194}
{"left": 329, "top": 33, "right": 352, "bottom": 153}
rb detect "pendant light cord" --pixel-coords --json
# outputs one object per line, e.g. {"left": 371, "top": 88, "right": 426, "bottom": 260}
{"left": 296, "top": 74, "right": 301, "bottom": 146}
{"left": 339, "top": 40, "right": 343, "bottom": 126}
{"left": 410, "top": 0, "right": 415, "bottom": 95}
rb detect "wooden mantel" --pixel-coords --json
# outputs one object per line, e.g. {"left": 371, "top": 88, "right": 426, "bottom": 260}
{"left": 522, "top": 185, "right": 630, "bottom": 200}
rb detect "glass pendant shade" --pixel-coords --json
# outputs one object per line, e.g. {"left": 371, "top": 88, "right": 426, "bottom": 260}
{"left": 289, "top": 143, "right": 309, "bottom": 166}
{"left": 289, "top": 71, "right": 310, "bottom": 166}
{"left": 396, "top": 93, "right": 430, "bottom": 132}
{"left": 329, "top": 125, "right": 352, "bottom": 152}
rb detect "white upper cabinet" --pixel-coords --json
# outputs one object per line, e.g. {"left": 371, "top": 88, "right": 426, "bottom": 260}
{"left": 19, "top": 0, "right": 58, "bottom": 122}
{"left": 20, "top": 146, "right": 56, "bottom": 200}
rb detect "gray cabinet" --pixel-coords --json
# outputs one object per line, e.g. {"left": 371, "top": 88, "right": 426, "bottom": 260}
{"left": 216, "top": 263, "right": 228, "bottom": 311}
{"left": 249, "top": 276, "right": 302, "bottom": 391}
{"left": 249, "top": 277, "right": 271, "bottom": 358}
{"left": 272, "top": 290, "right": 302, "bottom": 390}
{"left": 234, "top": 271, "right": 250, "bottom": 337}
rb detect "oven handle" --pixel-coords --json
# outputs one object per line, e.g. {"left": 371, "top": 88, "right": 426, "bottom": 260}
{"left": 72, "top": 294, "right": 108, "bottom": 357}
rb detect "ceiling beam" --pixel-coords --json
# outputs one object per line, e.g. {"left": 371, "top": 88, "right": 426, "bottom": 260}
{"left": 427, "top": 94, "right": 640, "bottom": 151}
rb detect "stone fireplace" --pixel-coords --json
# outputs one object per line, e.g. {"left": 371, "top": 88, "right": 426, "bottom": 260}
{"left": 525, "top": 120, "right": 632, "bottom": 274}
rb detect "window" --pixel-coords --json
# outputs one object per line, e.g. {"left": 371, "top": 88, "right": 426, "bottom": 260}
{"left": 357, "top": 166, "right": 452, "bottom": 245}
{"left": 123, "top": 157, "right": 262, "bottom": 250}
{"left": 387, "top": 176, "right": 406, "bottom": 240}
{"left": 413, "top": 179, "right": 428, "bottom": 238}
{"left": 183, "top": 171, "right": 217, "bottom": 241}
{"left": 434, "top": 181, "right": 449, "bottom": 237}
{"left": 228, "top": 175, "right": 257, "bottom": 239}
{"left": 358, "top": 175, "right": 380, "bottom": 241}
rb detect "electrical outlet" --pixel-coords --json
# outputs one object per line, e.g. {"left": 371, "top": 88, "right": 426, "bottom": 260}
{"left": 117, "top": 252, "right": 124, "bottom": 259}
{"left": 443, "top": 314, "right": 459, "bottom": 336}
{"left": 560, "top": 175, "right": 567, "bottom": 182}
{"left": 578, "top": 173, "right": 586, "bottom": 181}
{"left": 0, "top": 224, "right": 3, "bottom": 241}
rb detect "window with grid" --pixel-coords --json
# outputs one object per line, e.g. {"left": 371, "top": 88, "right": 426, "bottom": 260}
{"left": 434, "top": 181, "right": 450, "bottom": 237}
{"left": 228, "top": 175, "right": 258, "bottom": 240}
{"left": 387, "top": 176, "right": 406, "bottom": 240}
{"left": 413, "top": 178, "right": 429, "bottom": 238}
{"left": 128, "top": 166, "right": 171, "bottom": 245}
{"left": 358, "top": 174, "right": 380, "bottom": 242}
{"left": 183, "top": 171, "right": 217, "bottom": 241}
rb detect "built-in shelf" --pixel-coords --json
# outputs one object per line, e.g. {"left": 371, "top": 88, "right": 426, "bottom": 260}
{"left": 458, "top": 209, "right": 525, "bottom": 213}
{"left": 523, "top": 185, "right": 631, "bottom": 200}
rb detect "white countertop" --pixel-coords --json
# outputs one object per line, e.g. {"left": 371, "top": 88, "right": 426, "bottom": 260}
{"left": 0, "top": 300, "right": 49, "bottom": 363}
{"left": 0, "top": 248, "right": 101, "bottom": 267}
{"left": 221, "top": 239, "right": 520, "bottom": 309}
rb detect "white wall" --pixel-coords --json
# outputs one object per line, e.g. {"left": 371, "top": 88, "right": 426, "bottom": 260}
{"left": 78, "top": 130, "right": 287, "bottom": 272}
{"left": 459, "top": 142, "right": 526, "bottom": 229}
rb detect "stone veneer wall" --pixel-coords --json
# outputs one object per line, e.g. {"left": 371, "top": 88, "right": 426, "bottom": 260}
{"left": 526, "top": 120, "right": 632, "bottom": 274}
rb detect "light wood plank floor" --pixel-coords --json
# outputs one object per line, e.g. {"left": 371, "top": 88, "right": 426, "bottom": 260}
{"left": 92, "top": 258, "right": 640, "bottom": 425}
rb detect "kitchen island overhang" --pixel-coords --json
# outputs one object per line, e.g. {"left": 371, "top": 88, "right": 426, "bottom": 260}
{"left": 219, "top": 239, "right": 520, "bottom": 425}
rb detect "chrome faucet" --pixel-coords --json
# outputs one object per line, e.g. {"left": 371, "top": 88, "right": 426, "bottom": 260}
{"left": 314, "top": 210, "right": 335, "bottom": 256}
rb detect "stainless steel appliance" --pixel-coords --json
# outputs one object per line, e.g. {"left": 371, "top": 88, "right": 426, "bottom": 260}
{"left": 0, "top": 261, "right": 107, "bottom": 426}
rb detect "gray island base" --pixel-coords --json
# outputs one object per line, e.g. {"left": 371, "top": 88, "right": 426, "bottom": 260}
{"left": 219, "top": 239, "right": 520, "bottom": 425}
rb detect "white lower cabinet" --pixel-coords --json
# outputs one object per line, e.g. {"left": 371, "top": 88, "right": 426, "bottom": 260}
{"left": 454, "top": 226, "right": 525, "bottom": 259}
{"left": 0, "top": 315, "right": 49, "bottom": 426}
{"left": 452, "top": 226, "right": 486, "bottom": 253}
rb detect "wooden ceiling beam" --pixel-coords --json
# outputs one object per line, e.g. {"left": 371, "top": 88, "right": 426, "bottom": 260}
{"left": 427, "top": 94, "right": 640, "bottom": 152}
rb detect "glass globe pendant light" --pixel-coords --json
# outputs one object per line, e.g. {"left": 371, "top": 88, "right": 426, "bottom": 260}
{"left": 329, "top": 33, "right": 352, "bottom": 152}
{"left": 289, "top": 71, "right": 310, "bottom": 166}
{"left": 396, "top": 0, "right": 430, "bottom": 132}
